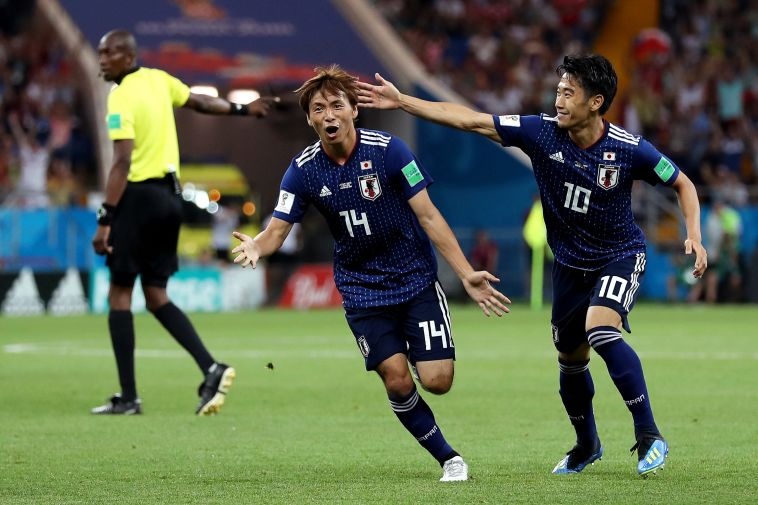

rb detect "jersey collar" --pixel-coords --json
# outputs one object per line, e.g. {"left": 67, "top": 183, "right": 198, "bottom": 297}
{"left": 321, "top": 127, "right": 359, "bottom": 167}
{"left": 576, "top": 119, "right": 609, "bottom": 151}
{"left": 115, "top": 66, "right": 141, "bottom": 85}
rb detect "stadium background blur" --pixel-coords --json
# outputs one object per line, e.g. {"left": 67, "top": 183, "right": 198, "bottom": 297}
{"left": 2, "top": 2, "right": 757, "bottom": 503}
{"left": 1, "top": 0, "right": 757, "bottom": 315}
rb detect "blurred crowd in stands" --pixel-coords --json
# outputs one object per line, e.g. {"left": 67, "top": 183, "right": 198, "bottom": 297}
{"left": 376, "top": 0, "right": 757, "bottom": 203}
{"left": 0, "top": 3, "right": 93, "bottom": 208}
{"left": 1, "top": 0, "right": 755, "bottom": 302}
{"left": 376, "top": 0, "right": 758, "bottom": 302}
{"left": 376, "top": 0, "right": 607, "bottom": 119}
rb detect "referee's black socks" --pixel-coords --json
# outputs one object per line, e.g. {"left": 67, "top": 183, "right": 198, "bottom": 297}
{"left": 154, "top": 302, "right": 215, "bottom": 373}
{"left": 108, "top": 310, "right": 137, "bottom": 401}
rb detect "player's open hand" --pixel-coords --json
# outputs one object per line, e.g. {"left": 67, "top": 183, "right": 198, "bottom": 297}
{"left": 356, "top": 73, "right": 402, "bottom": 110}
{"left": 91, "top": 225, "right": 112, "bottom": 256}
{"left": 684, "top": 238, "right": 707, "bottom": 278}
{"left": 248, "top": 96, "right": 281, "bottom": 118}
{"left": 232, "top": 231, "right": 261, "bottom": 268}
{"left": 462, "top": 271, "right": 511, "bottom": 317}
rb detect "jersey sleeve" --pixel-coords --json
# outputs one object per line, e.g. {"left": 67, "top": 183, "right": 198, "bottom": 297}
{"left": 632, "top": 138, "right": 680, "bottom": 186}
{"left": 160, "top": 70, "right": 191, "bottom": 107}
{"left": 272, "top": 161, "right": 309, "bottom": 223}
{"left": 384, "top": 136, "right": 434, "bottom": 200}
{"left": 491, "top": 114, "right": 542, "bottom": 149}
{"left": 106, "top": 88, "right": 135, "bottom": 140}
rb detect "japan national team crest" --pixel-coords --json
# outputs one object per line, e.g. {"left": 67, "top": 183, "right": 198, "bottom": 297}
{"left": 357, "top": 336, "right": 370, "bottom": 358}
{"left": 358, "top": 174, "right": 382, "bottom": 201}
{"left": 597, "top": 164, "right": 619, "bottom": 190}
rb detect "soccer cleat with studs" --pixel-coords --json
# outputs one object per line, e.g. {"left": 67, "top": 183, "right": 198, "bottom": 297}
{"left": 91, "top": 393, "right": 142, "bottom": 415}
{"left": 196, "top": 362, "right": 236, "bottom": 416}
{"left": 631, "top": 436, "right": 669, "bottom": 477}
{"left": 440, "top": 456, "right": 469, "bottom": 482}
{"left": 552, "top": 441, "right": 603, "bottom": 474}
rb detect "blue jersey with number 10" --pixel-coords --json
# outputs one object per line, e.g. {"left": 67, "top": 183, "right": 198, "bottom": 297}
{"left": 272, "top": 129, "right": 437, "bottom": 308}
{"left": 493, "top": 114, "right": 680, "bottom": 270}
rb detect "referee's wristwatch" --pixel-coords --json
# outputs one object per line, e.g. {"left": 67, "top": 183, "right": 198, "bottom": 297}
{"left": 96, "top": 203, "right": 116, "bottom": 226}
{"left": 229, "top": 102, "right": 249, "bottom": 115}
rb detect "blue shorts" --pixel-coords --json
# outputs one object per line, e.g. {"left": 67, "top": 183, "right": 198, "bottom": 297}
{"left": 550, "top": 253, "right": 646, "bottom": 353}
{"left": 344, "top": 281, "right": 456, "bottom": 371}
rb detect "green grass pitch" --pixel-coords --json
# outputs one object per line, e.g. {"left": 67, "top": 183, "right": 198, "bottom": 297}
{"left": 1, "top": 304, "right": 757, "bottom": 504}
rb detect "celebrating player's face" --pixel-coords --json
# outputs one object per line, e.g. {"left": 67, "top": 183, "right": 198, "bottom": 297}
{"left": 307, "top": 90, "right": 358, "bottom": 146}
{"left": 554, "top": 73, "right": 595, "bottom": 130}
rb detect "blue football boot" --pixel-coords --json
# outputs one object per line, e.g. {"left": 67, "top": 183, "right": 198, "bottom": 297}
{"left": 632, "top": 436, "right": 669, "bottom": 477}
{"left": 552, "top": 441, "right": 604, "bottom": 474}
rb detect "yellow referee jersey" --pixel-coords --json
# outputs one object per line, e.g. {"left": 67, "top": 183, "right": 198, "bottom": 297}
{"left": 105, "top": 67, "right": 190, "bottom": 182}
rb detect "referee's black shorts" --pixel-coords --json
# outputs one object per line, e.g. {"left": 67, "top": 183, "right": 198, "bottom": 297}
{"left": 107, "top": 176, "right": 182, "bottom": 288}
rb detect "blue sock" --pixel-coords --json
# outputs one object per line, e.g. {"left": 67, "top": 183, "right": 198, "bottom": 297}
{"left": 588, "top": 326, "right": 658, "bottom": 436}
{"left": 558, "top": 358, "right": 599, "bottom": 449}
{"left": 388, "top": 386, "right": 457, "bottom": 465}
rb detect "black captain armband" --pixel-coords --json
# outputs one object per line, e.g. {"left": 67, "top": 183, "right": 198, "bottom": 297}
{"left": 229, "top": 102, "right": 249, "bottom": 116}
{"left": 96, "top": 203, "right": 116, "bottom": 226}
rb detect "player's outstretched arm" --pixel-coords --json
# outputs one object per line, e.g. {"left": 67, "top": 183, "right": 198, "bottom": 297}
{"left": 670, "top": 171, "right": 708, "bottom": 278}
{"left": 231, "top": 217, "right": 293, "bottom": 269}
{"left": 408, "top": 190, "right": 511, "bottom": 316}
{"left": 184, "top": 93, "right": 280, "bottom": 117}
{"left": 356, "top": 73, "right": 501, "bottom": 142}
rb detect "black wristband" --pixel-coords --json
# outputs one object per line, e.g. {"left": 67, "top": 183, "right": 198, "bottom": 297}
{"left": 229, "top": 102, "right": 249, "bottom": 116}
{"left": 96, "top": 203, "right": 116, "bottom": 226}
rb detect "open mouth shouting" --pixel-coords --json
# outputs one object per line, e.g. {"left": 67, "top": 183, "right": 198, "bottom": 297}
{"left": 324, "top": 124, "right": 340, "bottom": 140}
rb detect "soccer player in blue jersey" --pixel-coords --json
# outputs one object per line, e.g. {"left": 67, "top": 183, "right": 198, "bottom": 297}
{"left": 231, "top": 65, "right": 511, "bottom": 482}
{"left": 357, "top": 54, "right": 708, "bottom": 477}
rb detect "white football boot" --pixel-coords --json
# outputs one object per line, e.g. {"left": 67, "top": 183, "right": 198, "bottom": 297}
{"left": 440, "top": 456, "right": 469, "bottom": 482}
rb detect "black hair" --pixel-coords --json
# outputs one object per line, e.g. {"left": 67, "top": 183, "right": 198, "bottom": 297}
{"left": 295, "top": 64, "right": 358, "bottom": 114}
{"left": 102, "top": 29, "right": 138, "bottom": 57}
{"left": 556, "top": 54, "right": 617, "bottom": 115}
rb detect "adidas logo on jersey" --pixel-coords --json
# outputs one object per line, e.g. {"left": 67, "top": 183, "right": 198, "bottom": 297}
{"left": 319, "top": 186, "right": 332, "bottom": 197}
{"left": 549, "top": 152, "right": 565, "bottom": 163}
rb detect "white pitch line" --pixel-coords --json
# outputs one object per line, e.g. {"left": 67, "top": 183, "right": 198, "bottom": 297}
{"left": 3, "top": 343, "right": 758, "bottom": 361}
{"left": 1, "top": 343, "right": 356, "bottom": 359}
{"left": 465, "top": 350, "right": 758, "bottom": 360}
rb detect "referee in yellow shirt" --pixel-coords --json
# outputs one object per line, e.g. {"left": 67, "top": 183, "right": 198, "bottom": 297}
{"left": 91, "top": 29, "right": 276, "bottom": 416}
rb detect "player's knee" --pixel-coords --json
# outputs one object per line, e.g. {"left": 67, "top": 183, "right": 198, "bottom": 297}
{"left": 382, "top": 373, "right": 415, "bottom": 398}
{"left": 143, "top": 289, "right": 170, "bottom": 313}
{"left": 422, "top": 380, "right": 452, "bottom": 395}
{"left": 419, "top": 371, "right": 454, "bottom": 395}
{"left": 558, "top": 342, "right": 591, "bottom": 362}
{"left": 107, "top": 288, "right": 132, "bottom": 311}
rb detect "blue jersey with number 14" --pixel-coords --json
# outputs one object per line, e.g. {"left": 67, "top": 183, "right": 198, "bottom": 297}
{"left": 272, "top": 129, "right": 437, "bottom": 308}
{"left": 493, "top": 114, "right": 680, "bottom": 270}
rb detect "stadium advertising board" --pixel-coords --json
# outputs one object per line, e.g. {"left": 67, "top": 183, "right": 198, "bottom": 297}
{"left": 60, "top": 0, "right": 387, "bottom": 86}
{"left": 278, "top": 264, "right": 342, "bottom": 309}
{"left": 89, "top": 266, "right": 265, "bottom": 314}
{"left": 0, "top": 266, "right": 264, "bottom": 316}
